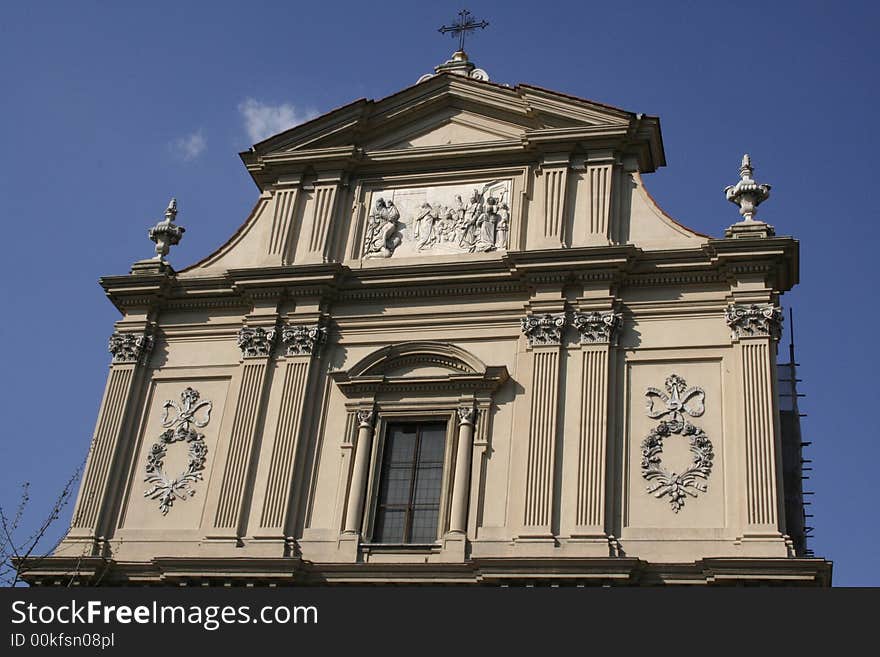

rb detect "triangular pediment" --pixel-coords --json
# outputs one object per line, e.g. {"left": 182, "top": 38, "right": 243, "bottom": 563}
{"left": 247, "top": 74, "right": 638, "bottom": 159}
{"left": 364, "top": 108, "right": 524, "bottom": 150}
{"left": 399, "top": 120, "right": 502, "bottom": 148}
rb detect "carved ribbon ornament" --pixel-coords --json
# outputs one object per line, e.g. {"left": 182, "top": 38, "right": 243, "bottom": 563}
{"left": 144, "top": 387, "right": 213, "bottom": 515}
{"left": 641, "top": 375, "right": 714, "bottom": 512}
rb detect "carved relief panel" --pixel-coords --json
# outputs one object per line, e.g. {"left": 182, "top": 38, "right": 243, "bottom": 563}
{"left": 623, "top": 358, "right": 725, "bottom": 531}
{"left": 362, "top": 179, "right": 512, "bottom": 259}
{"left": 119, "top": 377, "right": 231, "bottom": 531}
{"left": 143, "top": 387, "right": 213, "bottom": 515}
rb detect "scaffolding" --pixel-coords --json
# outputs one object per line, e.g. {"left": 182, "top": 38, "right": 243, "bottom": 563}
{"left": 776, "top": 308, "right": 814, "bottom": 557}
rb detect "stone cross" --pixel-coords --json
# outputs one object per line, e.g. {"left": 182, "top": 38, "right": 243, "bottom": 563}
{"left": 438, "top": 9, "right": 489, "bottom": 52}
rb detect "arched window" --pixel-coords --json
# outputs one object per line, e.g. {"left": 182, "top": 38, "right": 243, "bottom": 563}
{"left": 331, "top": 342, "right": 509, "bottom": 548}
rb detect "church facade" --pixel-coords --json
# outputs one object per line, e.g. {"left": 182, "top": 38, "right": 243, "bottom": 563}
{"left": 22, "top": 50, "right": 830, "bottom": 585}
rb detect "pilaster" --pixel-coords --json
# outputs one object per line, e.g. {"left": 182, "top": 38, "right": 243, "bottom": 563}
{"left": 584, "top": 150, "right": 617, "bottom": 245}
{"left": 569, "top": 308, "right": 621, "bottom": 544}
{"left": 210, "top": 307, "right": 279, "bottom": 537}
{"left": 538, "top": 152, "right": 571, "bottom": 247}
{"left": 467, "top": 397, "right": 493, "bottom": 539}
{"left": 252, "top": 320, "right": 328, "bottom": 542}
{"left": 518, "top": 312, "right": 565, "bottom": 539}
{"left": 268, "top": 177, "right": 303, "bottom": 263}
{"left": 330, "top": 408, "right": 357, "bottom": 524}
{"left": 726, "top": 301, "right": 787, "bottom": 542}
{"left": 67, "top": 326, "right": 154, "bottom": 553}
{"left": 300, "top": 172, "right": 344, "bottom": 264}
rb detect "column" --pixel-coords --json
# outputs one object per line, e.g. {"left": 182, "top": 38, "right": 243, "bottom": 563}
{"left": 343, "top": 410, "right": 375, "bottom": 534}
{"left": 726, "top": 303, "right": 785, "bottom": 535}
{"left": 519, "top": 313, "right": 565, "bottom": 537}
{"left": 449, "top": 407, "right": 476, "bottom": 534}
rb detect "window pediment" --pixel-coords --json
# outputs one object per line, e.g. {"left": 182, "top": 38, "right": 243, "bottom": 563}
{"left": 331, "top": 342, "right": 508, "bottom": 397}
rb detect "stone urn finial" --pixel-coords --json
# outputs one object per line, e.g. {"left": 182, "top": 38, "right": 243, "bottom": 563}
{"left": 148, "top": 197, "right": 185, "bottom": 260}
{"left": 724, "top": 154, "right": 771, "bottom": 222}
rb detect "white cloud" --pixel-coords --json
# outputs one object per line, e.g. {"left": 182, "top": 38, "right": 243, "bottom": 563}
{"left": 238, "top": 98, "right": 318, "bottom": 143}
{"left": 170, "top": 130, "right": 206, "bottom": 161}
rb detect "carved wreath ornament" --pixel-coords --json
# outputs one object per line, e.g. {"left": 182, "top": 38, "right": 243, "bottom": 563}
{"left": 641, "top": 375, "right": 714, "bottom": 512}
{"left": 144, "top": 387, "right": 212, "bottom": 515}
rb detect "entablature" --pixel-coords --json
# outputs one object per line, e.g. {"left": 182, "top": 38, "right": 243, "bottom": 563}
{"left": 100, "top": 236, "right": 798, "bottom": 316}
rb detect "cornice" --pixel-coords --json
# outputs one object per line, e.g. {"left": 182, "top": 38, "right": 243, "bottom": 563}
{"left": 100, "top": 238, "right": 798, "bottom": 316}
{"left": 100, "top": 270, "right": 175, "bottom": 312}
{"left": 261, "top": 145, "right": 360, "bottom": 165}
{"left": 337, "top": 281, "right": 525, "bottom": 302}
{"left": 507, "top": 245, "right": 639, "bottom": 287}
{"left": 16, "top": 554, "right": 831, "bottom": 586}
{"left": 245, "top": 146, "right": 362, "bottom": 184}
{"left": 523, "top": 125, "right": 630, "bottom": 146}
{"left": 162, "top": 297, "right": 251, "bottom": 311}
{"left": 246, "top": 99, "right": 369, "bottom": 154}
{"left": 624, "top": 270, "right": 725, "bottom": 287}
{"left": 619, "top": 300, "right": 732, "bottom": 319}
{"left": 226, "top": 262, "right": 345, "bottom": 289}
{"left": 705, "top": 235, "right": 799, "bottom": 291}
{"left": 332, "top": 367, "right": 510, "bottom": 398}
{"left": 378, "top": 76, "right": 530, "bottom": 122}
{"left": 364, "top": 140, "right": 525, "bottom": 164}
{"left": 333, "top": 311, "right": 524, "bottom": 334}
{"left": 517, "top": 84, "right": 635, "bottom": 121}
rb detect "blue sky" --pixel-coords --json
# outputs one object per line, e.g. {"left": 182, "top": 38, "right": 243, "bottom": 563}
{"left": 1, "top": 1, "right": 877, "bottom": 585}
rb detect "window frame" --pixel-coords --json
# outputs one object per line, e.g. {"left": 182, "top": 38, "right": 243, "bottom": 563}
{"left": 362, "top": 409, "right": 457, "bottom": 546}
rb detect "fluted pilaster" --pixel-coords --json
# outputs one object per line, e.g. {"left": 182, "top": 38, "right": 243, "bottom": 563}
{"left": 575, "top": 346, "right": 610, "bottom": 531}
{"left": 69, "top": 329, "right": 153, "bottom": 546}
{"left": 522, "top": 347, "right": 561, "bottom": 533}
{"left": 268, "top": 187, "right": 300, "bottom": 258}
{"left": 741, "top": 339, "right": 782, "bottom": 531}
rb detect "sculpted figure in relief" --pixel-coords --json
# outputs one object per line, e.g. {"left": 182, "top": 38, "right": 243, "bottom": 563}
{"left": 437, "top": 205, "right": 456, "bottom": 243}
{"left": 363, "top": 197, "right": 402, "bottom": 258}
{"left": 453, "top": 194, "right": 465, "bottom": 223}
{"left": 495, "top": 202, "right": 510, "bottom": 249}
{"left": 473, "top": 196, "right": 499, "bottom": 252}
{"left": 363, "top": 181, "right": 511, "bottom": 258}
{"left": 416, "top": 202, "right": 438, "bottom": 250}
{"left": 458, "top": 189, "right": 482, "bottom": 250}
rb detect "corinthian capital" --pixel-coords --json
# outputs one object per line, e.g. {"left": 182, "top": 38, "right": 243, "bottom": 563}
{"left": 457, "top": 407, "right": 477, "bottom": 425}
{"left": 108, "top": 331, "right": 154, "bottom": 364}
{"left": 281, "top": 323, "right": 328, "bottom": 357}
{"left": 572, "top": 311, "right": 622, "bottom": 345}
{"left": 237, "top": 326, "right": 277, "bottom": 358}
{"left": 520, "top": 313, "right": 567, "bottom": 346}
{"left": 725, "top": 303, "right": 783, "bottom": 340}
{"left": 356, "top": 410, "right": 374, "bottom": 427}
